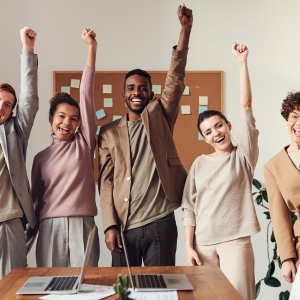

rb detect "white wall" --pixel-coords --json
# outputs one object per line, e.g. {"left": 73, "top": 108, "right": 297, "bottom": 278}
{"left": 1, "top": 0, "right": 299, "bottom": 299}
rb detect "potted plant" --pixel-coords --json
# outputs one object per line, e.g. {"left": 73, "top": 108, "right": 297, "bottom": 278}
{"left": 252, "top": 179, "right": 298, "bottom": 300}
{"left": 113, "top": 274, "right": 132, "bottom": 300}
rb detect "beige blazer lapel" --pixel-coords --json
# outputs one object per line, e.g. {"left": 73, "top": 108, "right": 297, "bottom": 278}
{"left": 117, "top": 116, "right": 131, "bottom": 173}
{"left": 279, "top": 147, "right": 300, "bottom": 175}
{"left": 141, "top": 108, "right": 150, "bottom": 144}
{"left": 0, "top": 125, "right": 9, "bottom": 171}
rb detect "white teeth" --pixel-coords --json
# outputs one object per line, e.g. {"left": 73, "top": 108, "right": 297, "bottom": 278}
{"left": 216, "top": 137, "right": 225, "bottom": 143}
{"left": 294, "top": 129, "right": 300, "bottom": 132}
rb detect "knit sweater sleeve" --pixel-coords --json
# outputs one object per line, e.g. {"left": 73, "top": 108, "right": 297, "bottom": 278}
{"left": 237, "top": 109, "right": 259, "bottom": 174}
{"left": 79, "top": 65, "right": 96, "bottom": 149}
{"left": 181, "top": 158, "right": 197, "bottom": 227}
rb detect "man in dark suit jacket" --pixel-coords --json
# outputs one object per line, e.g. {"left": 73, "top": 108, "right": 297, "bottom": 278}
{"left": 98, "top": 5, "right": 192, "bottom": 266}
{"left": 0, "top": 27, "right": 38, "bottom": 279}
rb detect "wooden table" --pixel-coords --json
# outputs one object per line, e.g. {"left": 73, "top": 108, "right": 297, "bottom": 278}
{"left": 0, "top": 266, "right": 242, "bottom": 300}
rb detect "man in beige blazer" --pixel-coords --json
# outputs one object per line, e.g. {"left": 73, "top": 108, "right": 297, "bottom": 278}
{"left": 0, "top": 27, "right": 38, "bottom": 279}
{"left": 98, "top": 4, "right": 192, "bottom": 266}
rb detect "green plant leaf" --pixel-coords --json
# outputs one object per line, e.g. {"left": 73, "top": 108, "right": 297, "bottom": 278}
{"left": 253, "top": 179, "right": 262, "bottom": 189}
{"left": 273, "top": 249, "right": 278, "bottom": 260}
{"left": 279, "top": 290, "right": 290, "bottom": 300}
{"left": 261, "top": 189, "right": 268, "bottom": 202}
{"left": 263, "top": 211, "right": 271, "bottom": 219}
{"left": 264, "top": 276, "right": 281, "bottom": 287}
{"left": 266, "top": 261, "right": 275, "bottom": 278}
{"left": 255, "top": 281, "right": 261, "bottom": 299}
{"left": 270, "top": 231, "right": 276, "bottom": 242}
{"left": 256, "top": 195, "right": 263, "bottom": 205}
{"left": 278, "top": 257, "right": 282, "bottom": 269}
{"left": 252, "top": 192, "right": 257, "bottom": 196}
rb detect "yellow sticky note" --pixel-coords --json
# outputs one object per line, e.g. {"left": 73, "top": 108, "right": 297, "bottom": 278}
{"left": 183, "top": 86, "right": 190, "bottom": 95}
{"left": 61, "top": 86, "right": 70, "bottom": 94}
{"left": 70, "top": 79, "right": 80, "bottom": 88}
{"left": 104, "top": 98, "right": 113, "bottom": 107}
{"left": 103, "top": 84, "right": 112, "bottom": 93}
{"left": 181, "top": 105, "right": 191, "bottom": 115}
{"left": 152, "top": 85, "right": 161, "bottom": 94}
{"left": 199, "top": 96, "right": 208, "bottom": 105}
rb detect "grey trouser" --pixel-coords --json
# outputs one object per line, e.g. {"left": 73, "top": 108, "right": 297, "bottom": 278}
{"left": 112, "top": 212, "right": 177, "bottom": 267}
{"left": 36, "top": 216, "right": 100, "bottom": 267}
{"left": 0, "top": 218, "right": 26, "bottom": 279}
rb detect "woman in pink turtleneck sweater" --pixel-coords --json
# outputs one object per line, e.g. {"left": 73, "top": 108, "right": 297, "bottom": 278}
{"left": 26, "top": 29, "right": 99, "bottom": 267}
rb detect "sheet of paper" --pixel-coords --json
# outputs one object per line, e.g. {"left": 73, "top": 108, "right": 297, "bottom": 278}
{"left": 103, "top": 84, "right": 112, "bottom": 93}
{"left": 152, "top": 85, "right": 161, "bottom": 94}
{"left": 290, "top": 269, "right": 300, "bottom": 300}
{"left": 181, "top": 105, "right": 191, "bottom": 115}
{"left": 61, "top": 86, "right": 70, "bottom": 94}
{"left": 198, "top": 105, "right": 208, "bottom": 114}
{"left": 39, "top": 284, "right": 115, "bottom": 300}
{"left": 70, "top": 79, "right": 80, "bottom": 88}
{"left": 129, "top": 289, "right": 178, "bottom": 300}
{"left": 183, "top": 86, "right": 190, "bottom": 95}
{"left": 199, "top": 96, "right": 208, "bottom": 105}
{"left": 113, "top": 115, "right": 122, "bottom": 121}
{"left": 96, "top": 108, "right": 106, "bottom": 120}
{"left": 103, "top": 98, "right": 113, "bottom": 107}
{"left": 198, "top": 132, "right": 204, "bottom": 141}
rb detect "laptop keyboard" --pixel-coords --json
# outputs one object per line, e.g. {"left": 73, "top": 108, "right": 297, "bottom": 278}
{"left": 45, "top": 277, "right": 78, "bottom": 291}
{"left": 136, "top": 275, "right": 167, "bottom": 288}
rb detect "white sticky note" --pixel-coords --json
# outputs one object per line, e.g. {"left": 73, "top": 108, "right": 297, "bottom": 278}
{"left": 181, "top": 105, "right": 191, "bottom": 115}
{"left": 61, "top": 86, "right": 70, "bottom": 94}
{"left": 152, "top": 85, "right": 162, "bottom": 94}
{"left": 70, "top": 79, "right": 80, "bottom": 88}
{"left": 199, "top": 96, "right": 208, "bottom": 105}
{"left": 183, "top": 86, "right": 190, "bottom": 95}
{"left": 113, "top": 115, "right": 122, "bottom": 121}
{"left": 96, "top": 108, "right": 106, "bottom": 120}
{"left": 103, "top": 84, "right": 112, "bottom": 93}
{"left": 104, "top": 98, "right": 113, "bottom": 107}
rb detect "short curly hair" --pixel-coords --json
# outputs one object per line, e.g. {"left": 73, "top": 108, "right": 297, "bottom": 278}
{"left": 281, "top": 92, "right": 300, "bottom": 120}
{"left": 124, "top": 69, "right": 152, "bottom": 90}
{"left": 49, "top": 92, "right": 80, "bottom": 118}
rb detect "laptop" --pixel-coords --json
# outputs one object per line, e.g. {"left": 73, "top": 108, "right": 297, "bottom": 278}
{"left": 16, "top": 226, "right": 96, "bottom": 295}
{"left": 120, "top": 231, "right": 194, "bottom": 292}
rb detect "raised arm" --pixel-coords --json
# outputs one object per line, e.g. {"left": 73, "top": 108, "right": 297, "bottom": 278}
{"left": 177, "top": 4, "right": 193, "bottom": 50}
{"left": 160, "top": 4, "right": 193, "bottom": 124}
{"left": 16, "top": 27, "right": 38, "bottom": 140}
{"left": 79, "top": 29, "right": 97, "bottom": 148}
{"left": 232, "top": 43, "right": 252, "bottom": 110}
{"left": 81, "top": 28, "right": 97, "bottom": 67}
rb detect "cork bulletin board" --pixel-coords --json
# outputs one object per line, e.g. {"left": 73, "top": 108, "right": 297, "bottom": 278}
{"left": 53, "top": 70, "right": 223, "bottom": 183}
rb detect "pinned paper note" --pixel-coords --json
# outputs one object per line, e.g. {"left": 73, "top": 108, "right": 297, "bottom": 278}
{"left": 104, "top": 98, "right": 113, "bottom": 107}
{"left": 113, "top": 115, "right": 122, "bottom": 121}
{"left": 198, "top": 132, "right": 204, "bottom": 141}
{"left": 96, "top": 126, "right": 101, "bottom": 135}
{"left": 199, "top": 106, "right": 208, "bottom": 114}
{"left": 70, "top": 79, "right": 80, "bottom": 88}
{"left": 152, "top": 85, "right": 161, "bottom": 94}
{"left": 181, "top": 105, "right": 191, "bottom": 115}
{"left": 199, "top": 96, "right": 208, "bottom": 105}
{"left": 96, "top": 109, "right": 106, "bottom": 120}
{"left": 61, "top": 86, "right": 70, "bottom": 94}
{"left": 103, "top": 84, "right": 112, "bottom": 93}
{"left": 183, "top": 86, "right": 190, "bottom": 95}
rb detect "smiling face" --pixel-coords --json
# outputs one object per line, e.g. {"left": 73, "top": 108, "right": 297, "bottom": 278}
{"left": 200, "top": 115, "right": 233, "bottom": 155}
{"left": 49, "top": 103, "right": 80, "bottom": 141}
{"left": 0, "top": 90, "right": 15, "bottom": 125}
{"left": 122, "top": 74, "right": 154, "bottom": 120}
{"left": 287, "top": 108, "right": 300, "bottom": 146}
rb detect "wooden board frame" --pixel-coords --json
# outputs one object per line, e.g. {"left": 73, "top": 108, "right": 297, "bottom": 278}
{"left": 54, "top": 70, "right": 223, "bottom": 183}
